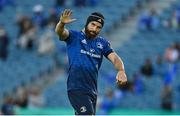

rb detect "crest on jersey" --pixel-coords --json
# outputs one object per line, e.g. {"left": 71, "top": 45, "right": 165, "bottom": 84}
{"left": 97, "top": 42, "right": 103, "bottom": 49}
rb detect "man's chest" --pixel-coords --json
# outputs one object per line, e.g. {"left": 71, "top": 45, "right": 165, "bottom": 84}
{"left": 76, "top": 37, "right": 105, "bottom": 59}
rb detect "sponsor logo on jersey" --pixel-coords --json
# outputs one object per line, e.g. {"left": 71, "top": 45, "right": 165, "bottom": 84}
{"left": 80, "top": 49, "right": 101, "bottom": 58}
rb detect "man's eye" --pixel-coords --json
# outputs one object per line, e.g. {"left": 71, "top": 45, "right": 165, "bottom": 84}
{"left": 91, "top": 23, "right": 95, "bottom": 26}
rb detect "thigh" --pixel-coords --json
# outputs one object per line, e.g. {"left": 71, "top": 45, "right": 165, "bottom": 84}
{"left": 68, "top": 91, "right": 96, "bottom": 115}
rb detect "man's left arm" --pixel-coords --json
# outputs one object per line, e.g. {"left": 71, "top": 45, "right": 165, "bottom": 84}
{"left": 107, "top": 52, "right": 127, "bottom": 85}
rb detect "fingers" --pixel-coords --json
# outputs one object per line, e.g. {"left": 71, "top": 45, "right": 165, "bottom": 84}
{"left": 59, "top": 9, "right": 76, "bottom": 24}
{"left": 116, "top": 80, "right": 127, "bottom": 85}
{"left": 62, "top": 9, "right": 72, "bottom": 17}
{"left": 120, "top": 81, "right": 127, "bottom": 85}
{"left": 70, "top": 18, "right": 77, "bottom": 22}
{"left": 67, "top": 10, "right": 72, "bottom": 16}
{"left": 116, "top": 75, "right": 127, "bottom": 85}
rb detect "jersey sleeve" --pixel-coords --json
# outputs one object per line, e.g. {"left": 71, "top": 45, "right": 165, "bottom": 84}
{"left": 103, "top": 40, "right": 114, "bottom": 58}
{"left": 64, "top": 30, "right": 76, "bottom": 45}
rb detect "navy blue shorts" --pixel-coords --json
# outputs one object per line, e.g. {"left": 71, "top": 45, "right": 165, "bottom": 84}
{"left": 68, "top": 90, "right": 97, "bottom": 115}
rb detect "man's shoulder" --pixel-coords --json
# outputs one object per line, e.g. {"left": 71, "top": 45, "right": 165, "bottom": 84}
{"left": 97, "top": 36, "right": 110, "bottom": 44}
{"left": 69, "top": 30, "right": 82, "bottom": 35}
{"left": 67, "top": 30, "right": 83, "bottom": 40}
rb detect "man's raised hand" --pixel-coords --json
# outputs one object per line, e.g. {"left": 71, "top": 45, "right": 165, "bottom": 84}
{"left": 60, "top": 9, "right": 76, "bottom": 24}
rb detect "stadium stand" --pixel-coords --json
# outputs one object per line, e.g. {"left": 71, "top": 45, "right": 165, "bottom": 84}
{"left": 0, "top": 0, "right": 179, "bottom": 115}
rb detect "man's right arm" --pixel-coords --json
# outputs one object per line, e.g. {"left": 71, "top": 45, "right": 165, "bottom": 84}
{"left": 55, "top": 21, "right": 69, "bottom": 41}
{"left": 55, "top": 9, "right": 76, "bottom": 41}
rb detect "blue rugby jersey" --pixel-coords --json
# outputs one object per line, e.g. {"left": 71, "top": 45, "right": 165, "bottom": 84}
{"left": 64, "top": 30, "right": 113, "bottom": 95}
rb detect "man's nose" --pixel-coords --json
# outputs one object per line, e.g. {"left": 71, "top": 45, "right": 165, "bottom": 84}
{"left": 91, "top": 26, "right": 97, "bottom": 31}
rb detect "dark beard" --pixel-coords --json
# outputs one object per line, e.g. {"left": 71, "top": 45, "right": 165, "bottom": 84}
{"left": 85, "top": 27, "right": 98, "bottom": 39}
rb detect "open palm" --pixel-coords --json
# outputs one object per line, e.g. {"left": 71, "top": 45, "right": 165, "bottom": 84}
{"left": 60, "top": 9, "right": 76, "bottom": 24}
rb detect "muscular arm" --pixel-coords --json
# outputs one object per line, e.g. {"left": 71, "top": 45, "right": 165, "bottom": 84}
{"left": 107, "top": 52, "right": 125, "bottom": 71}
{"left": 107, "top": 52, "right": 127, "bottom": 84}
{"left": 55, "top": 21, "right": 69, "bottom": 41}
